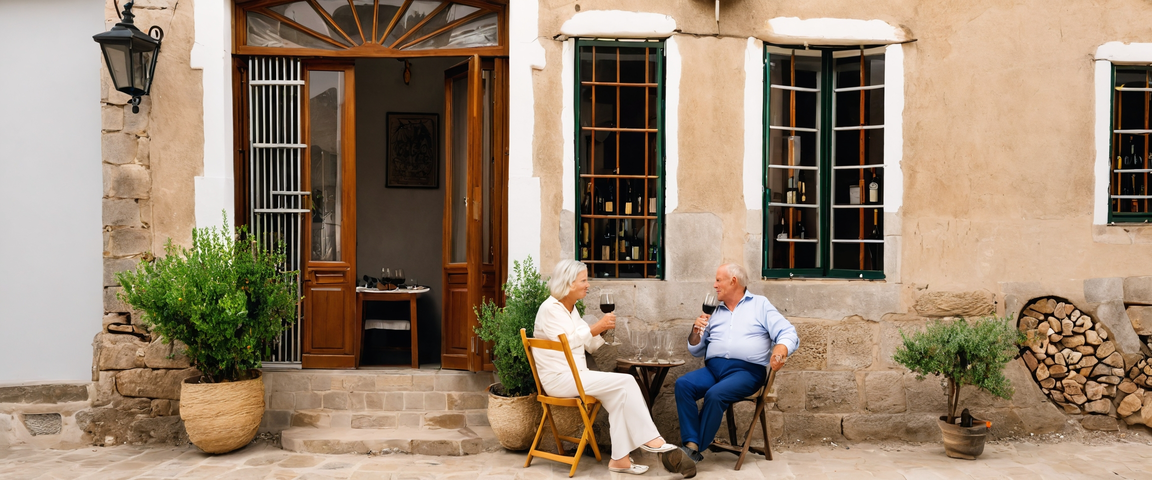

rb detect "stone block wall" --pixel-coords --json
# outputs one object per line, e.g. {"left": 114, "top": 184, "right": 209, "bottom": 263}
{"left": 0, "top": 385, "right": 92, "bottom": 448}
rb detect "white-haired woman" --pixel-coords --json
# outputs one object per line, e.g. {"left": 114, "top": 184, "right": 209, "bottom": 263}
{"left": 533, "top": 259, "right": 679, "bottom": 475}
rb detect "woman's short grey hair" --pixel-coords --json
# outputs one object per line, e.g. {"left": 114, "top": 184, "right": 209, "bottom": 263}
{"left": 723, "top": 262, "right": 749, "bottom": 288}
{"left": 548, "top": 259, "right": 588, "bottom": 299}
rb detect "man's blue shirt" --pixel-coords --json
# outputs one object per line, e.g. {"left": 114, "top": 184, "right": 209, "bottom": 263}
{"left": 687, "top": 290, "right": 800, "bottom": 366}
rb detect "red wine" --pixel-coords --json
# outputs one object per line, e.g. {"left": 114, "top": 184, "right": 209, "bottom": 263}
{"left": 702, "top": 304, "right": 717, "bottom": 315}
{"left": 601, "top": 304, "right": 615, "bottom": 314}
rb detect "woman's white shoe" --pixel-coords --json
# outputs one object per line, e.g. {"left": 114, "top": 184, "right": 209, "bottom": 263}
{"left": 639, "top": 443, "right": 678, "bottom": 453}
{"left": 608, "top": 462, "right": 650, "bottom": 475}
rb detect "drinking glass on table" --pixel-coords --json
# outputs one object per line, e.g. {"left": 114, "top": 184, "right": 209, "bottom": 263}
{"left": 655, "top": 331, "right": 669, "bottom": 363}
{"left": 664, "top": 331, "right": 677, "bottom": 362}
{"left": 600, "top": 292, "right": 620, "bottom": 345}
{"left": 395, "top": 268, "right": 405, "bottom": 287}
{"left": 632, "top": 329, "right": 646, "bottom": 362}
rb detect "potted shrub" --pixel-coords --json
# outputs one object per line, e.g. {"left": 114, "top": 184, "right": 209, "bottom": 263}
{"left": 892, "top": 315, "right": 1023, "bottom": 459}
{"left": 117, "top": 216, "right": 298, "bottom": 454}
{"left": 475, "top": 256, "right": 586, "bottom": 450}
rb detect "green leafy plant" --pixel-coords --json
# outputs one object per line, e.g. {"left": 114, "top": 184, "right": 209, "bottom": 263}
{"left": 475, "top": 257, "right": 584, "bottom": 397}
{"left": 892, "top": 315, "right": 1024, "bottom": 423}
{"left": 116, "top": 215, "right": 299, "bottom": 383}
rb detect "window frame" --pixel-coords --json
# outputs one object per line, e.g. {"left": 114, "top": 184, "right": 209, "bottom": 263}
{"left": 1108, "top": 64, "right": 1152, "bottom": 224}
{"left": 762, "top": 44, "right": 888, "bottom": 280}
{"left": 573, "top": 38, "right": 667, "bottom": 279}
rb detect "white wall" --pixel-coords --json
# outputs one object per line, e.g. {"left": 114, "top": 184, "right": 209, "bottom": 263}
{"left": 0, "top": 0, "right": 103, "bottom": 384}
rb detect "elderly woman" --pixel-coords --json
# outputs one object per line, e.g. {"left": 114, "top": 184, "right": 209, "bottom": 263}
{"left": 533, "top": 259, "right": 679, "bottom": 475}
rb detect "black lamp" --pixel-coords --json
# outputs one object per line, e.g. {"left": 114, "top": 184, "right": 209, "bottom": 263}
{"left": 94, "top": 1, "right": 164, "bottom": 113}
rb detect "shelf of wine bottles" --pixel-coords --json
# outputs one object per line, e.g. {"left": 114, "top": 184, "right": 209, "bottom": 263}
{"left": 576, "top": 41, "right": 664, "bottom": 279}
{"left": 1112, "top": 67, "right": 1152, "bottom": 217}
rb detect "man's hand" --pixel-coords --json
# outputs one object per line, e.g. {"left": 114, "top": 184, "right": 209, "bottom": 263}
{"left": 688, "top": 314, "right": 709, "bottom": 346}
{"left": 769, "top": 344, "right": 789, "bottom": 371}
{"left": 590, "top": 312, "right": 616, "bottom": 336}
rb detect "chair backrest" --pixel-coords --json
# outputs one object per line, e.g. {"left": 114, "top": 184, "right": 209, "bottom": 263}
{"left": 520, "top": 328, "right": 592, "bottom": 404}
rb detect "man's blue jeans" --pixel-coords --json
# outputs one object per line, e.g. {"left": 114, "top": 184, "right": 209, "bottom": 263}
{"left": 674, "top": 357, "right": 766, "bottom": 450}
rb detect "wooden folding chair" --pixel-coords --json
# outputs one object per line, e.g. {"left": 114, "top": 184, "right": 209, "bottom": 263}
{"left": 710, "top": 368, "right": 778, "bottom": 470}
{"left": 520, "top": 328, "right": 602, "bottom": 478}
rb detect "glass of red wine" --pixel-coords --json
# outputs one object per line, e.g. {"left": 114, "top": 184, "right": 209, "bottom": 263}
{"left": 699, "top": 293, "right": 718, "bottom": 336}
{"left": 600, "top": 292, "right": 620, "bottom": 345}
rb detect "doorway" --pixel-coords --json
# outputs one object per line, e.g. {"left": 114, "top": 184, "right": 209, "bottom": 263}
{"left": 237, "top": 55, "right": 507, "bottom": 372}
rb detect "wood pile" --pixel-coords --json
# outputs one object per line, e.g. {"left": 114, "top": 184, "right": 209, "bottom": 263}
{"left": 1018, "top": 297, "right": 1152, "bottom": 426}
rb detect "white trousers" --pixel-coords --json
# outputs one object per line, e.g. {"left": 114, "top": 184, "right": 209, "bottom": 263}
{"left": 541, "top": 370, "right": 661, "bottom": 460}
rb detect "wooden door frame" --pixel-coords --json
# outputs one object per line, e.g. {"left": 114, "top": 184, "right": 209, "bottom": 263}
{"left": 300, "top": 60, "right": 359, "bottom": 369}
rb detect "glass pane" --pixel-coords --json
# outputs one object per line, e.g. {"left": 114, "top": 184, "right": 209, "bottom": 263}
{"left": 833, "top": 129, "right": 884, "bottom": 167}
{"left": 385, "top": 0, "right": 440, "bottom": 46}
{"left": 408, "top": 12, "right": 498, "bottom": 50}
{"left": 405, "top": 4, "right": 481, "bottom": 47}
{"left": 832, "top": 166, "right": 883, "bottom": 206}
{"left": 450, "top": 76, "right": 468, "bottom": 263}
{"left": 768, "top": 130, "right": 818, "bottom": 168}
{"left": 767, "top": 205, "right": 819, "bottom": 270}
{"left": 376, "top": 0, "right": 405, "bottom": 41}
{"left": 619, "top": 49, "right": 648, "bottom": 84}
{"left": 594, "top": 47, "right": 617, "bottom": 83}
{"left": 768, "top": 51, "right": 821, "bottom": 89}
{"left": 247, "top": 12, "right": 342, "bottom": 50}
{"left": 618, "top": 86, "right": 647, "bottom": 129}
{"left": 618, "top": 132, "right": 645, "bottom": 176}
{"left": 593, "top": 85, "right": 616, "bottom": 129}
{"left": 482, "top": 70, "right": 494, "bottom": 265}
{"left": 832, "top": 240, "right": 883, "bottom": 271}
{"left": 267, "top": 2, "right": 351, "bottom": 46}
{"left": 834, "top": 89, "right": 884, "bottom": 128}
{"left": 309, "top": 70, "right": 344, "bottom": 262}
{"left": 313, "top": 0, "right": 365, "bottom": 44}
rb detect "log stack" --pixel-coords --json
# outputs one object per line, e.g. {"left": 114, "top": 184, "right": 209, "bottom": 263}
{"left": 1018, "top": 297, "right": 1152, "bottom": 427}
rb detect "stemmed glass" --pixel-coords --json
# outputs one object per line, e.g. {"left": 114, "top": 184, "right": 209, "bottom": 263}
{"left": 655, "top": 331, "right": 669, "bottom": 364}
{"left": 664, "top": 331, "right": 677, "bottom": 362}
{"left": 703, "top": 293, "right": 719, "bottom": 315}
{"left": 381, "top": 267, "right": 393, "bottom": 290}
{"left": 395, "top": 268, "right": 405, "bottom": 287}
{"left": 600, "top": 292, "right": 620, "bottom": 345}
{"left": 632, "top": 329, "right": 646, "bottom": 362}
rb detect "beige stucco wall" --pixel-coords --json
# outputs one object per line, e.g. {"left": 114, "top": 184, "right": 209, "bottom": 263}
{"left": 528, "top": 0, "right": 1152, "bottom": 442}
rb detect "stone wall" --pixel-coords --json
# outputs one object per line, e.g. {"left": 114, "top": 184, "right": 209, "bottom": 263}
{"left": 0, "top": 385, "right": 92, "bottom": 448}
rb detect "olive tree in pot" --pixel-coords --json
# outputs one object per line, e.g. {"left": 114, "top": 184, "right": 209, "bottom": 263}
{"left": 893, "top": 315, "right": 1023, "bottom": 460}
{"left": 117, "top": 216, "right": 298, "bottom": 454}
{"left": 475, "top": 257, "right": 585, "bottom": 450}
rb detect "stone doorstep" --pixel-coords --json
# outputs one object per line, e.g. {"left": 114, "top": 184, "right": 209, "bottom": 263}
{"left": 289, "top": 408, "right": 489, "bottom": 430}
{"left": 279, "top": 425, "right": 500, "bottom": 455}
{"left": 261, "top": 369, "right": 496, "bottom": 394}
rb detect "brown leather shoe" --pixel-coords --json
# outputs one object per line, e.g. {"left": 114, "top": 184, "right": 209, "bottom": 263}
{"left": 660, "top": 446, "right": 697, "bottom": 478}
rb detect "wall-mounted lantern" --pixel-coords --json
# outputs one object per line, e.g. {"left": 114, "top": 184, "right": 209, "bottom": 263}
{"left": 93, "top": 1, "right": 164, "bottom": 113}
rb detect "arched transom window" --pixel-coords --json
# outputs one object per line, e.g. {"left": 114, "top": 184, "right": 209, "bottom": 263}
{"left": 236, "top": 0, "right": 506, "bottom": 56}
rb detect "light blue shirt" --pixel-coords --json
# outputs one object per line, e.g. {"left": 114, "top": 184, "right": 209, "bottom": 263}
{"left": 687, "top": 290, "right": 800, "bottom": 366}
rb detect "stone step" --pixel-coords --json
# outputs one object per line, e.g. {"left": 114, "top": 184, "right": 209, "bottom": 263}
{"left": 280, "top": 425, "right": 500, "bottom": 455}
{"left": 290, "top": 408, "right": 490, "bottom": 430}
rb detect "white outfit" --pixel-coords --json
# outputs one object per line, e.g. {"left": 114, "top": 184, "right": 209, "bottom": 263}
{"left": 533, "top": 296, "right": 661, "bottom": 460}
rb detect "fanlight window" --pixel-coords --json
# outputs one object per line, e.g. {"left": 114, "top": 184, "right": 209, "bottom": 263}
{"left": 242, "top": 0, "right": 502, "bottom": 53}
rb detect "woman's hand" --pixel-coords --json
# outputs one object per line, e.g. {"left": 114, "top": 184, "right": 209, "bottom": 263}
{"left": 590, "top": 312, "right": 616, "bottom": 336}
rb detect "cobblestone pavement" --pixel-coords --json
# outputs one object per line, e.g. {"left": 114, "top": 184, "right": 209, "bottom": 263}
{"left": 2, "top": 438, "right": 1152, "bottom": 479}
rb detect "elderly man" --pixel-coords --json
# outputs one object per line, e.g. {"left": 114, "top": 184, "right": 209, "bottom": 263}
{"left": 666, "top": 263, "right": 799, "bottom": 476}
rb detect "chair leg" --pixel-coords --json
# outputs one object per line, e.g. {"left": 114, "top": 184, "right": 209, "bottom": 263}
{"left": 568, "top": 403, "right": 598, "bottom": 478}
{"left": 525, "top": 407, "right": 550, "bottom": 468}
{"left": 735, "top": 399, "right": 767, "bottom": 471}
{"left": 585, "top": 403, "right": 603, "bottom": 461}
{"left": 726, "top": 404, "right": 738, "bottom": 447}
{"left": 759, "top": 405, "right": 772, "bottom": 461}
{"left": 545, "top": 405, "right": 566, "bottom": 455}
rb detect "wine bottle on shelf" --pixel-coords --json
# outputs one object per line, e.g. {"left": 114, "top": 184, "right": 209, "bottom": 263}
{"left": 582, "top": 181, "right": 592, "bottom": 214}
{"left": 604, "top": 181, "right": 615, "bottom": 214}
{"left": 631, "top": 228, "right": 641, "bottom": 263}
{"left": 596, "top": 183, "right": 606, "bottom": 214}
{"left": 866, "top": 209, "right": 881, "bottom": 270}
{"left": 786, "top": 175, "right": 797, "bottom": 204}
{"left": 619, "top": 220, "right": 629, "bottom": 258}
{"left": 799, "top": 172, "right": 807, "bottom": 203}
{"left": 635, "top": 187, "right": 643, "bottom": 216}
{"left": 795, "top": 211, "right": 807, "bottom": 240}
{"left": 601, "top": 226, "right": 614, "bottom": 261}
{"left": 649, "top": 197, "right": 657, "bottom": 215}
{"left": 623, "top": 182, "right": 634, "bottom": 215}
{"left": 775, "top": 214, "right": 787, "bottom": 240}
{"left": 870, "top": 210, "right": 881, "bottom": 240}
{"left": 868, "top": 169, "right": 880, "bottom": 204}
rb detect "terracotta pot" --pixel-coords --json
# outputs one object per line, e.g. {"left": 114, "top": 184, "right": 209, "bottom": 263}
{"left": 937, "top": 416, "right": 988, "bottom": 460}
{"left": 486, "top": 383, "right": 542, "bottom": 451}
{"left": 181, "top": 371, "right": 265, "bottom": 454}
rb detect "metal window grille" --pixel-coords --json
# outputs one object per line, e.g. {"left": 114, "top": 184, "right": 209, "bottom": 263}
{"left": 249, "top": 56, "right": 306, "bottom": 364}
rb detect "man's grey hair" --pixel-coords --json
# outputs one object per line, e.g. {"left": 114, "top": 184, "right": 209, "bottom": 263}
{"left": 548, "top": 259, "right": 588, "bottom": 299}
{"left": 722, "top": 262, "right": 749, "bottom": 288}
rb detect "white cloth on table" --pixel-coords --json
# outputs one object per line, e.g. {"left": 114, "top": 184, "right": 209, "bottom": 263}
{"left": 533, "top": 296, "right": 660, "bottom": 460}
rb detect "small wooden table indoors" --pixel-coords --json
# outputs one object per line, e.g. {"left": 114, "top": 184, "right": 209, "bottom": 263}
{"left": 355, "top": 287, "right": 427, "bottom": 369}
{"left": 615, "top": 358, "right": 686, "bottom": 412}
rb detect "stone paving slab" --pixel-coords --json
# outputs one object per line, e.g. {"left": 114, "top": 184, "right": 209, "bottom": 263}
{"left": 3, "top": 439, "right": 1152, "bottom": 479}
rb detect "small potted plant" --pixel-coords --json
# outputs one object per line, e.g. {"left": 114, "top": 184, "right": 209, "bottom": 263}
{"left": 892, "top": 315, "right": 1023, "bottom": 459}
{"left": 117, "top": 215, "right": 298, "bottom": 454}
{"left": 475, "top": 256, "right": 587, "bottom": 450}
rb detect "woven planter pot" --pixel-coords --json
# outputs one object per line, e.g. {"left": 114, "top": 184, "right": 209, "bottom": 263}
{"left": 486, "top": 383, "right": 542, "bottom": 451}
{"left": 181, "top": 371, "right": 265, "bottom": 454}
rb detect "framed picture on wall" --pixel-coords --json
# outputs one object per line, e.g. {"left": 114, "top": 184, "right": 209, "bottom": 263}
{"left": 386, "top": 112, "right": 439, "bottom": 188}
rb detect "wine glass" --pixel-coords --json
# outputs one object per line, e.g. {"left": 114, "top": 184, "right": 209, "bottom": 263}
{"left": 632, "top": 329, "right": 646, "bottom": 362}
{"left": 618, "top": 317, "right": 630, "bottom": 349}
{"left": 655, "top": 331, "right": 668, "bottom": 364}
{"left": 703, "top": 293, "right": 719, "bottom": 315}
{"left": 664, "top": 332, "right": 677, "bottom": 362}
{"left": 381, "top": 267, "right": 392, "bottom": 289}
{"left": 395, "top": 268, "right": 405, "bottom": 287}
{"left": 600, "top": 292, "right": 620, "bottom": 345}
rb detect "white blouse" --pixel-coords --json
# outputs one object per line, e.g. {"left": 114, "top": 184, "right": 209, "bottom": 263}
{"left": 532, "top": 296, "right": 605, "bottom": 380}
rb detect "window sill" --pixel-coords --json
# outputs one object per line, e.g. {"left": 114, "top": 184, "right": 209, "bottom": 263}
{"left": 1093, "top": 224, "right": 1152, "bottom": 244}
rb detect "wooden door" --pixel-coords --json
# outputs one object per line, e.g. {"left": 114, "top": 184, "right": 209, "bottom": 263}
{"left": 301, "top": 62, "right": 358, "bottom": 369}
{"left": 442, "top": 56, "right": 506, "bottom": 371}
